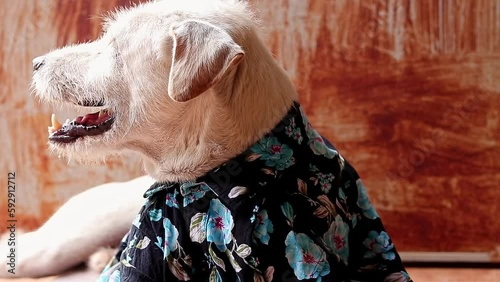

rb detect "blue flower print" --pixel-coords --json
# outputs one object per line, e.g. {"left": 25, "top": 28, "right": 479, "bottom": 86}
{"left": 154, "top": 236, "right": 164, "bottom": 255}
{"left": 309, "top": 136, "right": 339, "bottom": 159}
{"left": 285, "top": 117, "right": 303, "bottom": 144}
{"left": 159, "top": 218, "right": 179, "bottom": 258}
{"left": 285, "top": 232, "right": 330, "bottom": 280}
{"left": 148, "top": 208, "right": 162, "bottom": 222}
{"left": 363, "top": 231, "right": 396, "bottom": 260}
{"left": 206, "top": 199, "right": 234, "bottom": 252}
{"left": 180, "top": 182, "right": 211, "bottom": 207}
{"left": 299, "top": 107, "right": 338, "bottom": 159}
{"left": 285, "top": 124, "right": 294, "bottom": 136}
{"left": 98, "top": 267, "right": 120, "bottom": 282}
{"left": 356, "top": 179, "right": 379, "bottom": 220}
{"left": 314, "top": 171, "right": 335, "bottom": 193}
{"left": 250, "top": 205, "right": 260, "bottom": 223}
{"left": 253, "top": 209, "right": 274, "bottom": 245}
{"left": 291, "top": 128, "right": 303, "bottom": 144}
{"left": 109, "top": 269, "right": 120, "bottom": 282}
{"left": 127, "top": 234, "right": 138, "bottom": 250}
{"left": 165, "top": 189, "right": 179, "bottom": 209}
{"left": 250, "top": 136, "right": 294, "bottom": 170}
{"left": 323, "top": 215, "right": 349, "bottom": 265}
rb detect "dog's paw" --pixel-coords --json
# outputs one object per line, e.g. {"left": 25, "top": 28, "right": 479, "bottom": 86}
{"left": 86, "top": 247, "right": 117, "bottom": 273}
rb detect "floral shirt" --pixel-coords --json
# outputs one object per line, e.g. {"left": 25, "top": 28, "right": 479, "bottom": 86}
{"left": 98, "top": 103, "right": 412, "bottom": 282}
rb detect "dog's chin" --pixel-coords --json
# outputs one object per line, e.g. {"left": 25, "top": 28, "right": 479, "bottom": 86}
{"left": 48, "top": 132, "right": 122, "bottom": 164}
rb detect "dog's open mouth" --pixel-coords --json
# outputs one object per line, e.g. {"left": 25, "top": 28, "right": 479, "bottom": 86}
{"left": 48, "top": 107, "right": 115, "bottom": 144}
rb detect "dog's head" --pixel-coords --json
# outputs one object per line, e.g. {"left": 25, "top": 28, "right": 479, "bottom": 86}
{"left": 31, "top": 0, "right": 252, "bottom": 164}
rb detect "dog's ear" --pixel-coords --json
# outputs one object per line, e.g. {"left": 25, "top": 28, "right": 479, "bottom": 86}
{"left": 168, "top": 20, "right": 245, "bottom": 102}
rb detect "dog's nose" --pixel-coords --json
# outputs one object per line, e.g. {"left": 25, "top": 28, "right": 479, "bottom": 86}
{"left": 32, "top": 56, "right": 46, "bottom": 71}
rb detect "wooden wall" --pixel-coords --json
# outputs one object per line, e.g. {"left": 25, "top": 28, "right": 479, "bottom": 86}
{"left": 0, "top": 0, "right": 498, "bottom": 254}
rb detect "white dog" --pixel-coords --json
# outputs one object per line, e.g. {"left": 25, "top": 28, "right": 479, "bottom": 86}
{"left": 30, "top": 0, "right": 411, "bottom": 281}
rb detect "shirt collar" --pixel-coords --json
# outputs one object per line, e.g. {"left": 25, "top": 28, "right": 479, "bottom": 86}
{"left": 143, "top": 101, "right": 342, "bottom": 199}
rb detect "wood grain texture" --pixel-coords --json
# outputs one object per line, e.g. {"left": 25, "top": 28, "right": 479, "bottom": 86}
{"left": 0, "top": 0, "right": 498, "bottom": 253}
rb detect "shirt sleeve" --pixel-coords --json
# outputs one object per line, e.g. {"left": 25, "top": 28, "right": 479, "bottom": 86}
{"left": 98, "top": 196, "right": 184, "bottom": 282}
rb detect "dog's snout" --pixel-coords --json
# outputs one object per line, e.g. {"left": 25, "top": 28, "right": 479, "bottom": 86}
{"left": 32, "top": 56, "right": 46, "bottom": 71}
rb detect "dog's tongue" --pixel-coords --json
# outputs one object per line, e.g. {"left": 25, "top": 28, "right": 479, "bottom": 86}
{"left": 75, "top": 111, "right": 110, "bottom": 126}
{"left": 48, "top": 110, "right": 111, "bottom": 132}
{"left": 47, "top": 110, "right": 115, "bottom": 143}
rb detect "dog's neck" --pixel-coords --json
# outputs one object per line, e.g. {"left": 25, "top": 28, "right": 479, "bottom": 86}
{"left": 142, "top": 35, "right": 298, "bottom": 183}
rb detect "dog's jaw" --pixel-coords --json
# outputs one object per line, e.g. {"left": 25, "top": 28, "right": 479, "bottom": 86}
{"left": 31, "top": 37, "right": 130, "bottom": 163}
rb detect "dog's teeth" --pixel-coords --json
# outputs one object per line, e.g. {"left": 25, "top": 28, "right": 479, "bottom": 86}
{"left": 51, "top": 114, "right": 62, "bottom": 130}
{"left": 98, "top": 110, "right": 104, "bottom": 118}
{"left": 107, "top": 108, "right": 113, "bottom": 115}
{"left": 65, "top": 119, "right": 71, "bottom": 125}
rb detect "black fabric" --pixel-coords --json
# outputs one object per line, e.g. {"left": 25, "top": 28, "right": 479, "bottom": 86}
{"left": 99, "top": 102, "right": 412, "bottom": 282}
